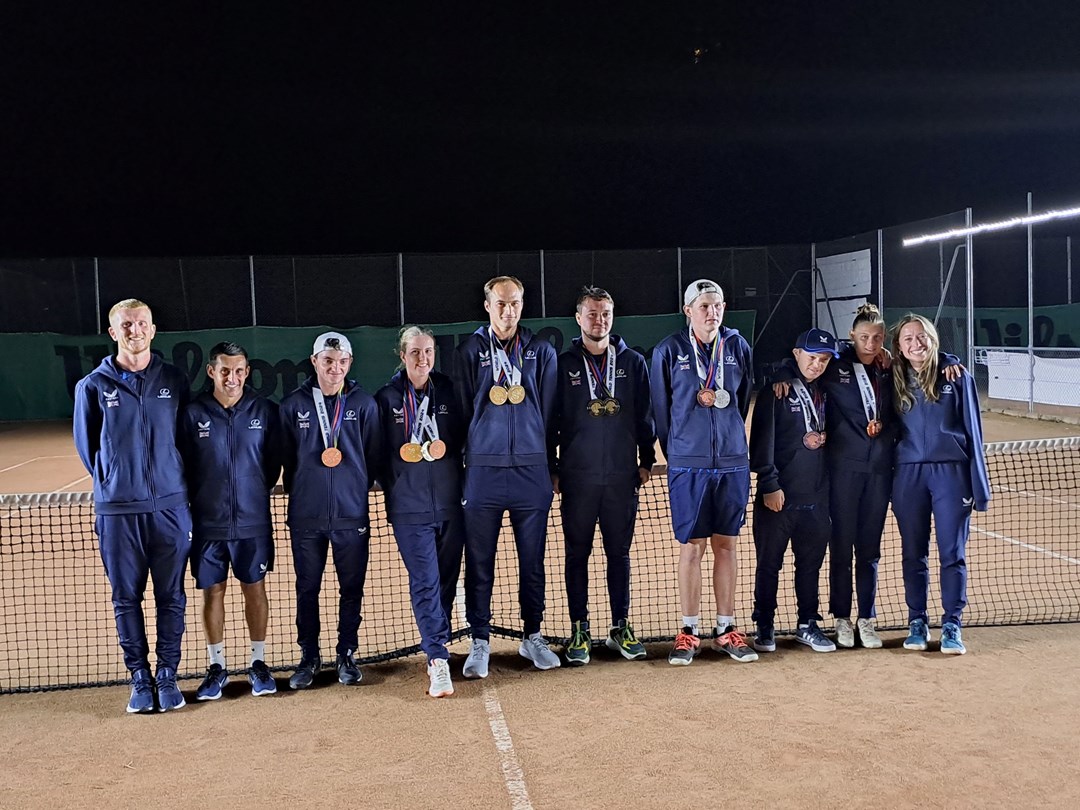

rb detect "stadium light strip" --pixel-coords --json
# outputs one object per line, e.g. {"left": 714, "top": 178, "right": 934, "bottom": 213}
{"left": 902, "top": 204, "right": 1080, "bottom": 247}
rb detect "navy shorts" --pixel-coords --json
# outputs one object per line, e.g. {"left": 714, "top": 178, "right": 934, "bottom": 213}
{"left": 668, "top": 466, "right": 750, "bottom": 542}
{"left": 191, "top": 535, "right": 274, "bottom": 589}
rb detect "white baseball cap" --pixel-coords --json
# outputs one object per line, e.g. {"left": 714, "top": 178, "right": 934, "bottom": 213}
{"left": 312, "top": 331, "right": 353, "bottom": 357}
{"left": 683, "top": 279, "right": 724, "bottom": 307}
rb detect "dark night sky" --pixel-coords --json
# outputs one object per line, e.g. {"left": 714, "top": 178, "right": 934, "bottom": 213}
{"left": 3, "top": 4, "right": 1080, "bottom": 257}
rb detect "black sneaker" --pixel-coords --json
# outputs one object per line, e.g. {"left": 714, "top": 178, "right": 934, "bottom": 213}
{"left": 336, "top": 652, "right": 362, "bottom": 685}
{"left": 289, "top": 656, "right": 322, "bottom": 690}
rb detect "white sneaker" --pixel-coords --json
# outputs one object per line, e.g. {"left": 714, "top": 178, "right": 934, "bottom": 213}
{"left": 463, "top": 638, "right": 490, "bottom": 679}
{"left": 427, "top": 658, "right": 454, "bottom": 698}
{"left": 835, "top": 618, "right": 855, "bottom": 649}
{"left": 518, "top": 633, "right": 561, "bottom": 670}
{"left": 857, "top": 618, "right": 883, "bottom": 649}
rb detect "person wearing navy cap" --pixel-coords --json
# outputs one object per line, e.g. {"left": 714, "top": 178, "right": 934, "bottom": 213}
{"left": 749, "top": 328, "right": 840, "bottom": 653}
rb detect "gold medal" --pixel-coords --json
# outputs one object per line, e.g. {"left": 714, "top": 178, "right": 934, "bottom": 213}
{"left": 426, "top": 439, "right": 447, "bottom": 460}
{"left": 866, "top": 419, "right": 882, "bottom": 438}
{"left": 488, "top": 385, "right": 509, "bottom": 406}
{"left": 697, "top": 389, "right": 716, "bottom": 407}
{"left": 321, "top": 447, "right": 342, "bottom": 467}
{"left": 588, "top": 399, "right": 605, "bottom": 417}
{"left": 507, "top": 384, "right": 526, "bottom": 404}
{"left": 399, "top": 442, "right": 423, "bottom": 463}
{"left": 604, "top": 398, "right": 620, "bottom": 415}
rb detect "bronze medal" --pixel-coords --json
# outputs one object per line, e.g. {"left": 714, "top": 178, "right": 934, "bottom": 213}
{"left": 697, "top": 388, "right": 716, "bottom": 408}
{"left": 488, "top": 385, "right": 509, "bottom": 406}
{"left": 427, "top": 439, "right": 447, "bottom": 460}
{"left": 588, "top": 399, "right": 605, "bottom": 417}
{"left": 803, "top": 431, "right": 825, "bottom": 450}
{"left": 321, "top": 447, "right": 342, "bottom": 467}
{"left": 604, "top": 398, "right": 620, "bottom": 415}
{"left": 507, "top": 384, "right": 526, "bottom": 404}
{"left": 866, "top": 419, "right": 882, "bottom": 438}
{"left": 399, "top": 442, "right": 423, "bottom": 463}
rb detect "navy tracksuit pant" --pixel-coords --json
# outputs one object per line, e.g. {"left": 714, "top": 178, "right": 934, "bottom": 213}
{"left": 96, "top": 506, "right": 192, "bottom": 673}
{"left": 391, "top": 512, "right": 465, "bottom": 661}
{"left": 291, "top": 527, "right": 370, "bottom": 659}
{"left": 463, "top": 465, "right": 553, "bottom": 640}
{"left": 828, "top": 466, "right": 891, "bottom": 620}
{"left": 892, "top": 462, "right": 972, "bottom": 626}
{"left": 751, "top": 502, "right": 830, "bottom": 627}
{"left": 561, "top": 481, "right": 638, "bottom": 626}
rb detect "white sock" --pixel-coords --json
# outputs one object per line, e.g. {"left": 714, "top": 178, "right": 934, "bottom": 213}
{"left": 250, "top": 640, "right": 265, "bottom": 666}
{"left": 717, "top": 615, "right": 735, "bottom": 633}
{"left": 680, "top": 615, "right": 700, "bottom": 634}
{"left": 208, "top": 642, "right": 226, "bottom": 668}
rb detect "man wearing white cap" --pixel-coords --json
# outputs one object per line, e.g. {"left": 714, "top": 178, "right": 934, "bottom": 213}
{"left": 650, "top": 280, "right": 758, "bottom": 666}
{"left": 279, "top": 331, "right": 383, "bottom": 689}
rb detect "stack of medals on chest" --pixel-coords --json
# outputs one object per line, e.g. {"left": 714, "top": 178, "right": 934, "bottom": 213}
{"left": 584, "top": 344, "right": 620, "bottom": 416}
{"left": 400, "top": 383, "right": 446, "bottom": 463}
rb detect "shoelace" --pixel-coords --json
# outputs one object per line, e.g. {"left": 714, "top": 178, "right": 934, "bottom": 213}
{"left": 621, "top": 626, "right": 640, "bottom": 646}
{"left": 570, "top": 628, "right": 589, "bottom": 648}
{"left": 673, "top": 631, "right": 698, "bottom": 652}
{"left": 719, "top": 629, "right": 750, "bottom": 650}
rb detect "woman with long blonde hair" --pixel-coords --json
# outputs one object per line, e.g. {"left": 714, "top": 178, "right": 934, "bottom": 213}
{"left": 890, "top": 314, "right": 990, "bottom": 655}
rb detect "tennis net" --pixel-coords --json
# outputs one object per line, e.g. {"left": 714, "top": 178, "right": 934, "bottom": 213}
{"left": 2, "top": 436, "right": 1078, "bottom": 692}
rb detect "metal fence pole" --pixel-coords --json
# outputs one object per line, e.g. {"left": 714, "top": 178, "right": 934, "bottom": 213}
{"left": 1027, "top": 192, "right": 1034, "bottom": 414}
{"left": 93, "top": 257, "right": 101, "bottom": 333}
{"left": 810, "top": 242, "right": 817, "bottom": 327}
{"left": 877, "top": 229, "right": 884, "bottom": 311}
{"left": 1068, "top": 236, "right": 1073, "bottom": 304}
{"left": 397, "top": 253, "right": 405, "bottom": 325}
{"left": 539, "top": 249, "right": 546, "bottom": 317}
{"left": 676, "top": 247, "right": 683, "bottom": 308}
{"left": 972, "top": 209, "right": 980, "bottom": 373}
{"left": 249, "top": 255, "right": 257, "bottom": 326}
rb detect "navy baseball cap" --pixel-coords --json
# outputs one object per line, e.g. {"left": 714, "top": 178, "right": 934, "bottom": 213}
{"left": 794, "top": 328, "right": 839, "bottom": 357}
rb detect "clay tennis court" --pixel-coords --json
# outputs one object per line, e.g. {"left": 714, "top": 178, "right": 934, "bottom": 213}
{"left": 2, "top": 414, "right": 1080, "bottom": 808}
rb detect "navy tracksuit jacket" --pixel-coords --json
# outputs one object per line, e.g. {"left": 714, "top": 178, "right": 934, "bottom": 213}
{"left": 452, "top": 325, "right": 557, "bottom": 639}
{"left": 73, "top": 354, "right": 191, "bottom": 673}
{"left": 375, "top": 370, "right": 466, "bottom": 660}
{"left": 554, "top": 335, "right": 656, "bottom": 625}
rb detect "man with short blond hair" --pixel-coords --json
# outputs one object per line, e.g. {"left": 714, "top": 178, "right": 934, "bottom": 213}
{"left": 74, "top": 298, "right": 192, "bottom": 713}
{"left": 453, "top": 276, "right": 560, "bottom": 677}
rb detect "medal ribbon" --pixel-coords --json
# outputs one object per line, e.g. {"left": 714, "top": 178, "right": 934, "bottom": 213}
{"left": 791, "top": 379, "right": 825, "bottom": 433}
{"left": 582, "top": 344, "right": 616, "bottom": 401}
{"left": 489, "top": 328, "right": 522, "bottom": 387}
{"left": 690, "top": 326, "right": 724, "bottom": 395}
{"left": 312, "top": 384, "right": 345, "bottom": 451}
{"left": 852, "top": 362, "right": 879, "bottom": 424}
{"left": 405, "top": 382, "right": 440, "bottom": 444}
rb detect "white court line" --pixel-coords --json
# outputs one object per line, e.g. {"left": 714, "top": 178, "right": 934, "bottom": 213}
{"left": 973, "top": 526, "right": 1080, "bottom": 566}
{"left": 52, "top": 474, "right": 91, "bottom": 494}
{"left": 482, "top": 685, "right": 534, "bottom": 810}
{"left": 997, "top": 485, "right": 1080, "bottom": 511}
{"left": 0, "top": 455, "right": 79, "bottom": 474}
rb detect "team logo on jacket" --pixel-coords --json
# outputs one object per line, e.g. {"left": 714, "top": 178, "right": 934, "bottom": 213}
{"left": 724, "top": 355, "right": 736, "bottom": 365}
{"left": 525, "top": 349, "right": 536, "bottom": 360}
{"left": 478, "top": 349, "right": 491, "bottom": 368}
{"left": 568, "top": 370, "right": 581, "bottom": 386}
{"left": 616, "top": 368, "right": 627, "bottom": 378}
{"left": 157, "top": 388, "right": 172, "bottom": 399}
{"left": 104, "top": 389, "right": 120, "bottom": 408}
{"left": 676, "top": 353, "right": 691, "bottom": 370}
{"left": 787, "top": 396, "right": 801, "bottom": 412}
{"left": 838, "top": 368, "right": 851, "bottom": 383}
{"left": 249, "top": 418, "right": 262, "bottom": 430}
{"left": 344, "top": 409, "right": 357, "bottom": 421}
{"left": 438, "top": 404, "right": 448, "bottom": 414}
{"left": 392, "top": 406, "right": 404, "bottom": 425}
{"left": 297, "top": 410, "right": 311, "bottom": 429}
{"left": 198, "top": 420, "right": 211, "bottom": 438}
{"left": 962, "top": 497, "right": 974, "bottom": 508}
{"left": 941, "top": 384, "right": 954, "bottom": 395}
